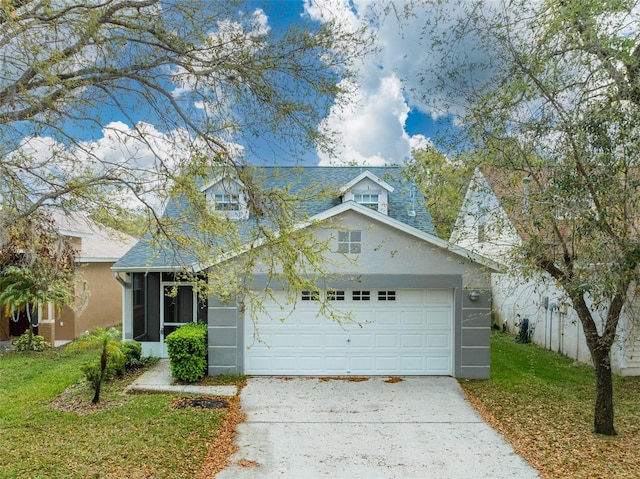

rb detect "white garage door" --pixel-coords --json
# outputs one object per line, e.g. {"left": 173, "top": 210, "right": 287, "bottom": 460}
{"left": 244, "top": 288, "right": 453, "bottom": 376}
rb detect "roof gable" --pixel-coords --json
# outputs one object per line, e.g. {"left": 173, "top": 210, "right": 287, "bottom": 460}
{"left": 339, "top": 170, "right": 394, "bottom": 195}
{"left": 113, "top": 166, "right": 459, "bottom": 271}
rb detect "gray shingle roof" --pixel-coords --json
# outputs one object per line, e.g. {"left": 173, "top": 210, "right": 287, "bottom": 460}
{"left": 113, "top": 166, "right": 436, "bottom": 271}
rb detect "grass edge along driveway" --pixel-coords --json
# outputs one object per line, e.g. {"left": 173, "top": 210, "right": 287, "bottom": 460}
{"left": 461, "top": 332, "right": 640, "bottom": 479}
{"left": 0, "top": 347, "right": 225, "bottom": 479}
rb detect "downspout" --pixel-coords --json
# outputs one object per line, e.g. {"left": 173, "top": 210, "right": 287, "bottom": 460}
{"left": 114, "top": 272, "right": 128, "bottom": 287}
{"left": 548, "top": 301, "right": 558, "bottom": 352}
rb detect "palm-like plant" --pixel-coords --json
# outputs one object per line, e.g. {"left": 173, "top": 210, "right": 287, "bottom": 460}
{"left": 70, "top": 328, "right": 124, "bottom": 404}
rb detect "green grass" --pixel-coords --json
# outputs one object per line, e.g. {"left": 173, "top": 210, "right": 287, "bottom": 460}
{"left": 0, "top": 347, "right": 224, "bottom": 479}
{"left": 461, "top": 332, "right": 640, "bottom": 478}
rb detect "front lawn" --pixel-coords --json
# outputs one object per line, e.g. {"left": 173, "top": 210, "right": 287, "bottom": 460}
{"left": 461, "top": 332, "right": 640, "bottom": 479}
{"left": 0, "top": 347, "right": 225, "bottom": 479}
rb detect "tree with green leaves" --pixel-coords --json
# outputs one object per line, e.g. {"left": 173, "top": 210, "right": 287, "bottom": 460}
{"left": 0, "top": 0, "right": 371, "bottom": 334}
{"left": 0, "top": 0, "right": 367, "bottom": 226}
{"left": 413, "top": 0, "right": 640, "bottom": 435}
{"left": 406, "top": 148, "right": 475, "bottom": 239}
{"left": 0, "top": 211, "right": 76, "bottom": 348}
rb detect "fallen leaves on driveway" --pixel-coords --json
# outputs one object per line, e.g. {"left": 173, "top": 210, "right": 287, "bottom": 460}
{"left": 196, "top": 394, "right": 245, "bottom": 479}
{"left": 318, "top": 376, "right": 369, "bottom": 382}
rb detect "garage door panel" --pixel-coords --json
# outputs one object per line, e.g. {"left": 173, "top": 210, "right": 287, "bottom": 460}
{"left": 400, "top": 334, "right": 425, "bottom": 348}
{"left": 244, "top": 288, "right": 453, "bottom": 376}
{"left": 323, "top": 356, "right": 349, "bottom": 374}
{"left": 426, "top": 357, "right": 450, "bottom": 373}
{"left": 325, "top": 334, "right": 347, "bottom": 348}
{"left": 298, "top": 334, "right": 321, "bottom": 347}
{"left": 271, "top": 333, "right": 298, "bottom": 347}
{"left": 427, "top": 333, "right": 451, "bottom": 348}
{"left": 399, "top": 290, "right": 426, "bottom": 304}
{"left": 374, "top": 311, "right": 399, "bottom": 326}
{"left": 427, "top": 310, "right": 451, "bottom": 328}
{"left": 426, "top": 289, "right": 451, "bottom": 303}
{"left": 400, "top": 310, "right": 424, "bottom": 326}
{"left": 375, "top": 334, "right": 398, "bottom": 348}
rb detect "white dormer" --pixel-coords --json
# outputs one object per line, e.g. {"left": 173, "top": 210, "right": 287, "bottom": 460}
{"left": 201, "top": 177, "right": 249, "bottom": 220}
{"left": 339, "top": 170, "right": 394, "bottom": 215}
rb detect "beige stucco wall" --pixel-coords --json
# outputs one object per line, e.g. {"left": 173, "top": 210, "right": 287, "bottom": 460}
{"left": 58, "top": 262, "right": 123, "bottom": 340}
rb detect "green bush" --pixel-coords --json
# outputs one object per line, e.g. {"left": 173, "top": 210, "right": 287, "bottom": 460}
{"left": 82, "top": 357, "right": 116, "bottom": 386}
{"left": 11, "top": 332, "right": 50, "bottom": 352}
{"left": 165, "top": 323, "right": 207, "bottom": 383}
{"left": 121, "top": 340, "right": 143, "bottom": 371}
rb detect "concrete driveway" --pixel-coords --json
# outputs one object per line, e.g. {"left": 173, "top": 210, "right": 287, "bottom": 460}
{"left": 217, "top": 377, "right": 539, "bottom": 479}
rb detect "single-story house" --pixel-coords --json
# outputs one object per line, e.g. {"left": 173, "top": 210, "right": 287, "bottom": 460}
{"left": 450, "top": 167, "right": 640, "bottom": 375}
{"left": 113, "top": 166, "right": 499, "bottom": 379}
{"left": 0, "top": 211, "right": 137, "bottom": 345}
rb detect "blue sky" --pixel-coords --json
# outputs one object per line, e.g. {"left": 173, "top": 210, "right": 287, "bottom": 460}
{"left": 46, "top": 1, "right": 464, "bottom": 169}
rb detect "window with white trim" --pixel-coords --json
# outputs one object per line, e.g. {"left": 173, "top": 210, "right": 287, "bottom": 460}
{"left": 213, "top": 193, "right": 240, "bottom": 211}
{"left": 354, "top": 193, "right": 379, "bottom": 210}
{"left": 352, "top": 290, "right": 371, "bottom": 301}
{"left": 338, "top": 230, "right": 361, "bottom": 254}
{"left": 377, "top": 291, "right": 396, "bottom": 301}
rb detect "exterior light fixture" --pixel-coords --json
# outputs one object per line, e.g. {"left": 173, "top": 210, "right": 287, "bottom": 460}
{"left": 468, "top": 290, "right": 480, "bottom": 301}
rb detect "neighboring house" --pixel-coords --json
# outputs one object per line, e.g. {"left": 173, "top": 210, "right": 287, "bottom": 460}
{"left": 450, "top": 167, "right": 640, "bottom": 375}
{"left": 0, "top": 211, "right": 137, "bottom": 345}
{"left": 113, "top": 166, "right": 498, "bottom": 379}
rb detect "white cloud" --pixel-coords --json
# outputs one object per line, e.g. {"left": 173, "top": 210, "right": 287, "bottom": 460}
{"left": 318, "top": 74, "right": 412, "bottom": 165}
{"left": 11, "top": 123, "right": 203, "bottom": 212}
{"left": 306, "top": 0, "right": 498, "bottom": 166}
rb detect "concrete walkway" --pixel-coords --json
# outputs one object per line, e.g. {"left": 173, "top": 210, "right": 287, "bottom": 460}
{"left": 217, "top": 377, "right": 540, "bottom": 479}
{"left": 125, "top": 359, "right": 237, "bottom": 396}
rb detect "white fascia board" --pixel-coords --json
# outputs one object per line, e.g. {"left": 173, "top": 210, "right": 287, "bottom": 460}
{"left": 59, "top": 228, "right": 93, "bottom": 239}
{"left": 110, "top": 264, "right": 199, "bottom": 273}
{"left": 200, "top": 176, "right": 243, "bottom": 193}
{"left": 338, "top": 170, "right": 395, "bottom": 195}
{"left": 78, "top": 257, "right": 118, "bottom": 263}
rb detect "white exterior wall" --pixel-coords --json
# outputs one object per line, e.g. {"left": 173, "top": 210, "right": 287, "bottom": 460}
{"left": 450, "top": 170, "right": 520, "bottom": 265}
{"left": 249, "top": 209, "right": 491, "bottom": 287}
{"left": 452, "top": 169, "right": 640, "bottom": 375}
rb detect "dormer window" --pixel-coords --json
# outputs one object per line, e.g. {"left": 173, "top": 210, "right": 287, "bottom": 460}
{"left": 339, "top": 170, "right": 394, "bottom": 215}
{"left": 202, "top": 177, "right": 249, "bottom": 220}
{"left": 354, "top": 193, "right": 379, "bottom": 210}
{"left": 213, "top": 193, "right": 240, "bottom": 211}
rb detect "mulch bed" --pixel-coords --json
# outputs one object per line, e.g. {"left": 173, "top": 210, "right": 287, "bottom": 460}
{"left": 172, "top": 397, "right": 229, "bottom": 410}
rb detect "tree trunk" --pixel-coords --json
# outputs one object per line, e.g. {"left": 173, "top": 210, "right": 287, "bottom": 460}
{"left": 569, "top": 292, "right": 619, "bottom": 436}
{"left": 592, "top": 349, "right": 617, "bottom": 436}
{"left": 92, "top": 381, "right": 101, "bottom": 404}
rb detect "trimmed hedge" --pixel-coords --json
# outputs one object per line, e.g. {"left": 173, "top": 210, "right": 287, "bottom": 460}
{"left": 165, "top": 323, "right": 207, "bottom": 383}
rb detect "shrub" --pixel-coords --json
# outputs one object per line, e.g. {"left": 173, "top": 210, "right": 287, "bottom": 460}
{"left": 122, "top": 340, "right": 143, "bottom": 370}
{"left": 11, "top": 332, "right": 50, "bottom": 352}
{"left": 165, "top": 323, "right": 207, "bottom": 383}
